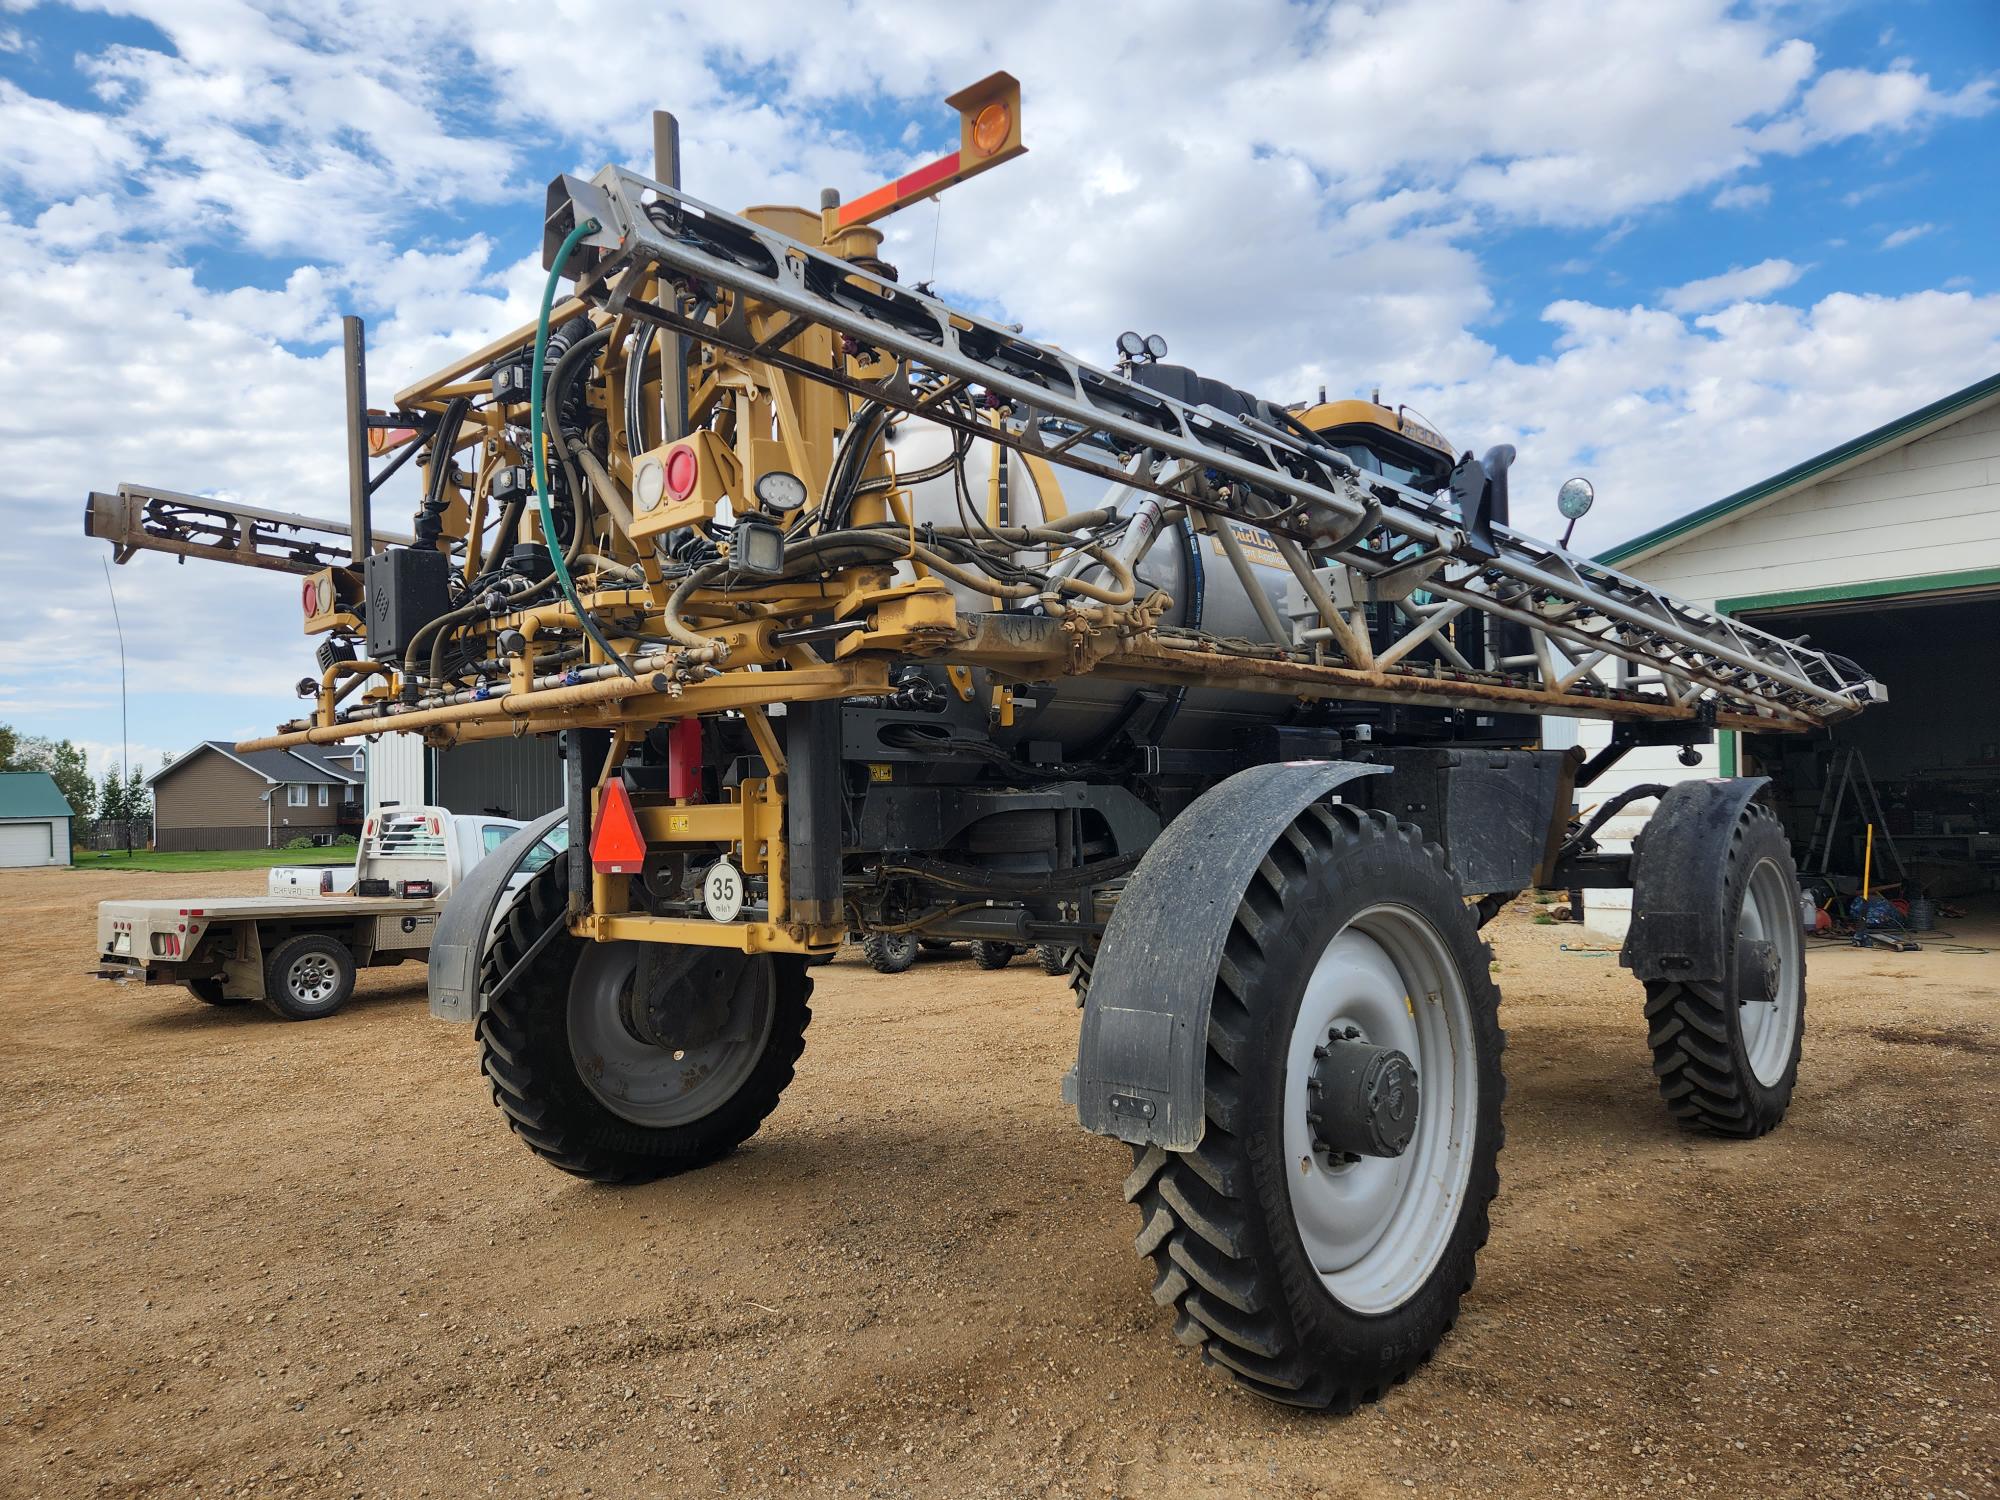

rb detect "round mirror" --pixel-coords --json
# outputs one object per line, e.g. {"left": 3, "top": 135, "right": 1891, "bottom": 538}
{"left": 1557, "top": 477, "right": 1595, "bottom": 520}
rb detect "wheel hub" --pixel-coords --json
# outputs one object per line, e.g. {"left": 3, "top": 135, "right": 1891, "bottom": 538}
{"left": 1306, "top": 1025, "right": 1420, "bottom": 1162}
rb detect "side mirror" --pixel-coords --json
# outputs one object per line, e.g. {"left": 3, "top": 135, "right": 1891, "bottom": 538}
{"left": 1556, "top": 477, "right": 1594, "bottom": 548}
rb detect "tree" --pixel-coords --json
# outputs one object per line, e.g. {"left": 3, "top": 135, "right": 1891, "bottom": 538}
{"left": 0, "top": 727, "right": 97, "bottom": 820}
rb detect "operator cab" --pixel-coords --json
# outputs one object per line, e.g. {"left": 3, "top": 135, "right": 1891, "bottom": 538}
{"left": 1293, "top": 399, "right": 1455, "bottom": 492}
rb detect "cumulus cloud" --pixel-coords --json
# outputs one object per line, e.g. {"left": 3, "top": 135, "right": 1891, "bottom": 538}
{"left": 1662, "top": 258, "right": 1804, "bottom": 313}
{"left": 1711, "top": 182, "right": 1771, "bottom": 209}
{"left": 0, "top": 0, "right": 1994, "bottom": 756}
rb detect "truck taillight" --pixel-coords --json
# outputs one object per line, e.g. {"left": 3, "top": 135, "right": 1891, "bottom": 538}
{"left": 400, "top": 879, "right": 435, "bottom": 899}
{"left": 320, "top": 869, "right": 334, "bottom": 894}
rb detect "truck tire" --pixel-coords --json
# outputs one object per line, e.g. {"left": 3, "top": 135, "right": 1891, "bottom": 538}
{"left": 261, "top": 934, "right": 357, "bottom": 1021}
{"left": 476, "top": 861, "right": 811, "bottom": 1183}
{"left": 1123, "top": 804, "right": 1504, "bottom": 1411}
{"left": 861, "top": 931, "right": 918, "bottom": 974}
{"left": 971, "top": 940, "right": 1015, "bottom": 970}
{"left": 1035, "top": 942, "right": 1068, "bottom": 976}
{"left": 1643, "top": 802, "right": 1805, "bottom": 1138}
{"left": 185, "top": 977, "right": 243, "bottom": 1007}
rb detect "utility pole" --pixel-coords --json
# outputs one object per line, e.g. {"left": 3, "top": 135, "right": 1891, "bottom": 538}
{"left": 101, "top": 559, "right": 131, "bottom": 856}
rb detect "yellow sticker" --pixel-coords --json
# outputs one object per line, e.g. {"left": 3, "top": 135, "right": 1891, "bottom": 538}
{"left": 668, "top": 814, "right": 689, "bottom": 833}
{"left": 868, "top": 763, "right": 895, "bottom": 783}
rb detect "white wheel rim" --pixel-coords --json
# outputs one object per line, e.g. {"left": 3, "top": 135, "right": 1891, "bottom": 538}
{"left": 1283, "top": 904, "right": 1476, "bottom": 1315}
{"left": 567, "top": 944, "right": 776, "bottom": 1128}
{"left": 288, "top": 952, "right": 340, "bottom": 1006}
{"left": 1738, "top": 857, "right": 1803, "bottom": 1087}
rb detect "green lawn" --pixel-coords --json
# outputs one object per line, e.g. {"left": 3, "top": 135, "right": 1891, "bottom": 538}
{"left": 72, "top": 846, "right": 355, "bottom": 873}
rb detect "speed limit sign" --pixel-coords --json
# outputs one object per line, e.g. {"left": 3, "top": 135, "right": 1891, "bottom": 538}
{"left": 703, "top": 858, "right": 745, "bottom": 922}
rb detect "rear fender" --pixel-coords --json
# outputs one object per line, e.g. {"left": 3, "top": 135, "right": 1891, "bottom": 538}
{"left": 1066, "top": 761, "right": 1386, "bottom": 1149}
{"left": 1621, "top": 776, "right": 1770, "bottom": 984}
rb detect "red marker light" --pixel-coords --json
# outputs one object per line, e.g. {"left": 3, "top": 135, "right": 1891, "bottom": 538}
{"left": 664, "top": 445, "right": 699, "bottom": 501}
{"left": 591, "top": 779, "right": 647, "bottom": 875}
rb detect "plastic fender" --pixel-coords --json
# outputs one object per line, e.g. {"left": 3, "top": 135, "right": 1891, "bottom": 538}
{"left": 1619, "top": 776, "right": 1770, "bottom": 984}
{"left": 1067, "top": 760, "right": 1387, "bottom": 1149}
{"left": 427, "top": 808, "right": 568, "bottom": 1023}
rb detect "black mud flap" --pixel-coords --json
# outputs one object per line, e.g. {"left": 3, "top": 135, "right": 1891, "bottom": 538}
{"left": 428, "top": 808, "right": 568, "bottom": 1023}
{"left": 1065, "top": 760, "right": 1385, "bottom": 1149}
{"left": 1620, "top": 777, "right": 1770, "bottom": 985}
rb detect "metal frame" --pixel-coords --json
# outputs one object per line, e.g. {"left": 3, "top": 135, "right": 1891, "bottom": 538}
{"left": 546, "top": 166, "right": 1880, "bottom": 733}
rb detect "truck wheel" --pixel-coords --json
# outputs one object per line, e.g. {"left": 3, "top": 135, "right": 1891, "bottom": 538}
{"left": 971, "top": 940, "right": 1014, "bottom": 970}
{"left": 1643, "top": 803, "right": 1805, "bottom": 1138}
{"left": 861, "top": 932, "right": 918, "bottom": 974}
{"left": 262, "top": 934, "right": 357, "bottom": 1021}
{"left": 185, "top": 977, "right": 244, "bottom": 1007}
{"left": 477, "top": 862, "right": 811, "bottom": 1183}
{"left": 1036, "top": 942, "right": 1068, "bottom": 976}
{"left": 1124, "top": 804, "right": 1504, "bottom": 1410}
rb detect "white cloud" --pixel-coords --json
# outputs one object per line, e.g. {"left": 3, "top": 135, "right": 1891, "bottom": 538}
{"left": 1, "top": 0, "right": 1995, "bottom": 756}
{"left": 1662, "top": 258, "right": 1804, "bottom": 313}
{"left": 1881, "top": 222, "right": 1935, "bottom": 249}
{"left": 1712, "top": 182, "right": 1771, "bottom": 210}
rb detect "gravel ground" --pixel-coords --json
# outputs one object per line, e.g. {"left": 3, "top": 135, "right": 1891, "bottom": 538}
{"left": 2, "top": 866, "right": 1995, "bottom": 1498}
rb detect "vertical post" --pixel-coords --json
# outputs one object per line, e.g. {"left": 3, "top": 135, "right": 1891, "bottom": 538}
{"left": 785, "top": 702, "right": 844, "bottom": 929}
{"left": 651, "top": 111, "right": 688, "bottom": 444}
{"left": 342, "top": 315, "right": 372, "bottom": 565}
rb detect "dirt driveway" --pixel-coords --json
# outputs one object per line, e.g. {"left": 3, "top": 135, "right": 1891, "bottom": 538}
{"left": 2, "top": 866, "right": 1994, "bottom": 1498}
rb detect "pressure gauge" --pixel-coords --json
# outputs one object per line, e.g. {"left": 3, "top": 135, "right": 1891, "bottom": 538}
{"left": 753, "top": 470, "right": 809, "bottom": 512}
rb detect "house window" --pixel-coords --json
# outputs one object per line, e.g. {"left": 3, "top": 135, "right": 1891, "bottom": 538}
{"left": 287, "top": 784, "right": 308, "bottom": 807}
{"left": 317, "top": 784, "right": 329, "bottom": 808}
{"left": 342, "top": 784, "right": 357, "bottom": 805}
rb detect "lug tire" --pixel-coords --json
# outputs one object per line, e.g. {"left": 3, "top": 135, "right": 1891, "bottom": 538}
{"left": 971, "top": 940, "right": 1014, "bottom": 970}
{"left": 1123, "top": 804, "right": 1505, "bottom": 1411}
{"left": 475, "top": 859, "right": 811, "bottom": 1183}
{"left": 261, "top": 934, "right": 357, "bottom": 1021}
{"left": 861, "top": 931, "right": 919, "bottom": 974}
{"left": 1036, "top": 942, "right": 1068, "bottom": 976}
{"left": 185, "top": 976, "right": 243, "bottom": 1007}
{"left": 1642, "top": 802, "right": 1805, "bottom": 1138}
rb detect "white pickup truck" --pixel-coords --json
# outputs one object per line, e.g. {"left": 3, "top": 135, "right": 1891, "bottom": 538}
{"left": 94, "top": 807, "right": 564, "bottom": 1020}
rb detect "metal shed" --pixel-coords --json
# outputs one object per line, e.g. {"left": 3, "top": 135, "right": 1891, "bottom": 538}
{"left": 0, "top": 772, "right": 76, "bottom": 867}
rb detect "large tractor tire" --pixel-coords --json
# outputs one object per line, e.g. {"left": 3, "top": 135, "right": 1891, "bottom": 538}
{"left": 185, "top": 976, "right": 244, "bottom": 1007}
{"left": 261, "top": 934, "right": 357, "bottom": 1021}
{"left": 1035, "top": 942, "right": 1068, "bottom": 976}
{"left": 970, "top": 940, "right": 1015, "bottom": 970}
{"left": 1123, "top": 804, "right": 1504, "bottom": 1410}
{"left": 861, "top": 931, "right": 919, "bottom": 974}
{"left": 475, "top": 859, "right": 810, "bottom": 1183}
{"left": 1641, "top": 800, "right": 1805, "bottom": 1138}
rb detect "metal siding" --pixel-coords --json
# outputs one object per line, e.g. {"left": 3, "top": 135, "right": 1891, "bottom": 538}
{"left": 366, "top": 733, "right": 430, "bottom": 813}
{"left": 433, "top": 738, "right": 564, "bottom": 821}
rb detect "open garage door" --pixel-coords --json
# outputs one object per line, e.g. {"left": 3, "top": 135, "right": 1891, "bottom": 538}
{"left": 1739, "top": 578, "right": 2000, "bottom": 933}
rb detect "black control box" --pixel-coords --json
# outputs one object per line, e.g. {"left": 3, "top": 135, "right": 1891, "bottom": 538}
{"left": 362, "top": 546, "right": 450, "bottom": 661}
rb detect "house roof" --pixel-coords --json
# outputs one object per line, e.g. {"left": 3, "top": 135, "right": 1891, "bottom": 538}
{"left": 0, "top": 771, "right": 76, "bottom": 819}
{"left": 1596, "top": 370, "right": 2000, "bottom": 570}
{"left": 148, "top": 740, "right": 362, "bottom": 790}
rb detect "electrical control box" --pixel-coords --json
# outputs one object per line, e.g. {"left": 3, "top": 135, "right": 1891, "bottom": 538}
{"left": 362, "top": 546, "right": 451, "bottom": 661}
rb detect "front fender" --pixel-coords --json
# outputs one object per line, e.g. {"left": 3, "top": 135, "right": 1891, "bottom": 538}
{"left": 1066, "top": 760, "right": 1387, "bottom": 1149}
{"left": 427, "top": 809, "right": 568, "bottom": 1023}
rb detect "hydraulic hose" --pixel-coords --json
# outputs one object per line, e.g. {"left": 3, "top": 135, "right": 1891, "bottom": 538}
{"left": 533, "top": 219, "right": 636, "bottom": 679}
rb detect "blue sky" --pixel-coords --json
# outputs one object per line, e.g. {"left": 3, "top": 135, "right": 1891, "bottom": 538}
{"left": 1, "top": 0, "right": 1996, "bottom": 779}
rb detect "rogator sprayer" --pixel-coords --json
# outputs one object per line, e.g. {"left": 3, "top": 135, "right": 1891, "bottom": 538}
{"left": 93, "top": 78, "right": 1882, "bottom": 1409}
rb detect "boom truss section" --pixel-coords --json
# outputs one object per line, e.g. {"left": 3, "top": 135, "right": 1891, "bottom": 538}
{"left": 547, "top": 167, "right": 1882, "bottom": 732}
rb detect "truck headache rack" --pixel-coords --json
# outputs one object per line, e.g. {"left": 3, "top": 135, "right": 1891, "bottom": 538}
{"left": 541, "top": 166, "right": 1880, "bottom": 732}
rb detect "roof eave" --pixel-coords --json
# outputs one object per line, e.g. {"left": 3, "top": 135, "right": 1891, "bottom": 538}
{"left": 1596, "top": 371, "right": 2000, "bottom": 570}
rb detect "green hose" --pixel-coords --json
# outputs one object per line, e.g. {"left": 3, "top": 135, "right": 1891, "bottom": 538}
{"left": 532, "top": 218, "right": 635, "bottom": 678}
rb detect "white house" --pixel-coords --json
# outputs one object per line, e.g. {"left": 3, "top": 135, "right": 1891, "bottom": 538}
{"left": 1575, "top": 372, "right": 2000, "bottom": 936}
